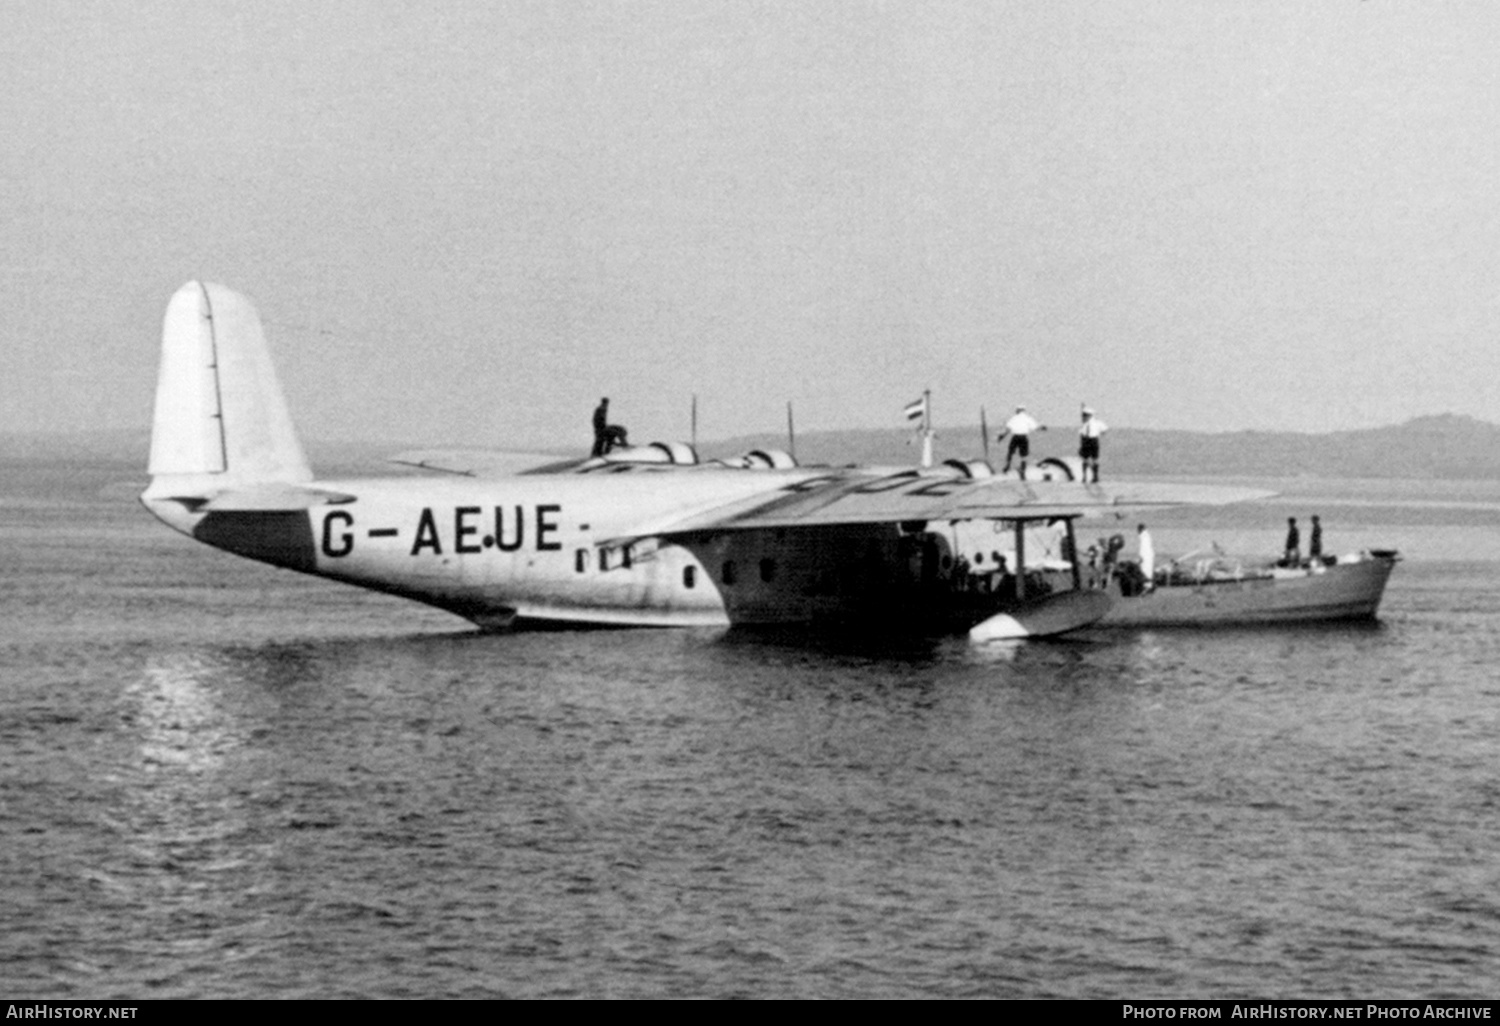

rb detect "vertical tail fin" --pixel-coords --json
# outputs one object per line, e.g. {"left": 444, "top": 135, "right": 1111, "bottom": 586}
{"left": 145, "top": 281, "right": 312, "bottom": 493}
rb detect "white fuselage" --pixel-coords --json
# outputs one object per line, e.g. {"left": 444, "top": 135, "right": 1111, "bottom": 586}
{"left": 145, "top": 466, "right": 947, "bottom": 630}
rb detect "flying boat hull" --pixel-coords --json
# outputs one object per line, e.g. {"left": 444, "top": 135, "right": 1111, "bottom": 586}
{"left": 140, "top": 281, "right": 1273, "bottom": 642}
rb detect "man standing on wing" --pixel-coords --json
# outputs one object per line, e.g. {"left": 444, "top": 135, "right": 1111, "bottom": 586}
{"left": 997, "top": 405, "right": 1045, "bottom": 477}
{"left": 1078, "top": 404, "right": 1107, "bottom": 483}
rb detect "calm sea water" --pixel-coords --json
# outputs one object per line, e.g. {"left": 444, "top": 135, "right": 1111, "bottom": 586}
{"left": 3, "top": 462, "right": 1500, "bottom": 999}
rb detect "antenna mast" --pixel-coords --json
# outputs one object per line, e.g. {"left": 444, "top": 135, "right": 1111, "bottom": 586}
{"left": 919, "top": 389, "right": 933, "bottom": 468}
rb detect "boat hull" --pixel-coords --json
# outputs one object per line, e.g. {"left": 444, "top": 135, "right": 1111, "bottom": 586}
{"left": 1096, "top": 554, "right": 1398, "bottom": 627}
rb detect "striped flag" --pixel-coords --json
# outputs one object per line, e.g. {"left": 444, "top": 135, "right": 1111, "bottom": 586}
{"left": 903, "top": 396, "right": 927, "bottom": 422}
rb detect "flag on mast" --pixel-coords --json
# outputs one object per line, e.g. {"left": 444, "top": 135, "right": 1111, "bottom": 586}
{"left": 904, "top": 391, "right": 933, "bottom": 468}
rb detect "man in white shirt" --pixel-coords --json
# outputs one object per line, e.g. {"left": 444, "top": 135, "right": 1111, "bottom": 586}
{"left": 1078, "top": 405, "right": 1107, "bottom": 483}
{"left": 997, "top": 405, "right": 1044, "bottom": 477}
{"left": 1137, "top": 523, "right": 1155, "bottom": 587}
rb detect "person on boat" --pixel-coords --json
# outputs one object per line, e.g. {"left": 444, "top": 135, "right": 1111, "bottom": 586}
{"left": 986, "top": 553, "right": 1009, "bottom": 596}
{"left": 1283, "top": 517, "right": 1301, "bottom": 567}
{"left": 1137, "top": 524, "right": 1155, "bottom": 588}
{"left": 953, "top": 554, "right": 973, "bottom": 591}
{"left": 1078, "top": 405, "right": 1107, "bottom": 483}
{"left": 997, "top": 405, "right": 1045, "bottom": 477}
{"left": 1309, "top": 515, "right": 1323, "bottom": 562}
{"left": 1102, "top": 533, "right": 1125, "bottom": 571}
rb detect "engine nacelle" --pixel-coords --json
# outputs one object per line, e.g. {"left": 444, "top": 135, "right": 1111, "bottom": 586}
{"left": 941, "top": 458, "right": 994, "bottom": 479}
{"left": 650, "top": 441, "right": 699, "bottom": 465}
{"left": 1033, "top": 456, "right": 1081, "bottom": 482}
{"left": 739, "top": 448, "right": 798, "bottom": 470}
{"left": 602, "top": 441, "right": 699, "bottom": 465}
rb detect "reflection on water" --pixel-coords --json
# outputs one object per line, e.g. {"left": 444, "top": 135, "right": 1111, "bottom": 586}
{"left": 91, "top": 650, "right": 282, "bottom": 994}
{"left": 959, "top": 638, "right": 1023, "bottom": 665}
{"left": 130, "top": 651, "right": 242, "bottom": 776}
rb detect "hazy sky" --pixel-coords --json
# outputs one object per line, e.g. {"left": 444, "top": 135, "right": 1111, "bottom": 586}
{"left": 6, "top": 1, "right": 1500, "bottom": 451}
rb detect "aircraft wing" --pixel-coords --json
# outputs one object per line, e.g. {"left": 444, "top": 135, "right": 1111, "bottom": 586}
{"left": 608, "top": 469, "right": 1274, "bottom": 543}
{"left": 389, "top": 448, "right": 580, "bottom": 477}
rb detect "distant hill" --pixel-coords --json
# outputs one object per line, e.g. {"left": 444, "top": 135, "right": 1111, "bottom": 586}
{"left": 712, "top": 413, "right": 1500, "bottom": 479}
{"left": 1103, "top": 414, "right": 1500, "bottom": 479}
{"left": 0, "top": 431, "right": 424, "bottom": 475}
{"left": 6, "top": 414, "right": 1500, "bottom": 479}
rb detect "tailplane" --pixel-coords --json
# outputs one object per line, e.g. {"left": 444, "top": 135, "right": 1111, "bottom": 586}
{"left": 143, "top": 282, "right": 312, "bottom": 518}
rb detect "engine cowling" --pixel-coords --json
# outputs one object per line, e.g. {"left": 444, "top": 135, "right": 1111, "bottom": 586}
{"left": 602, "top": 441, "right": 699, "bottom": 465}
{"left": 941, "top": 458, "right": 994, "bottom": 479}
{"left": 1033, "top": 456, "right": 1081, "bottom": 482}
{"left": 735, "top": 448, "right": 798, "bottom": 469}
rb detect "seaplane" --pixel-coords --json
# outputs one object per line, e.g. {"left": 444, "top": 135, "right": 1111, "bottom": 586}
{"left": 141, "top": 282, "right": 1271, "bottom": 641}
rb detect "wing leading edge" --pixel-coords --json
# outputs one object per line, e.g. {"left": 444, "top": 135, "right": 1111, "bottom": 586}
{"left": 604, "top": 468, "right": 1274, "bottom": 543}
{"left": 389, "top": 449, "right": 581, "bottom": 477}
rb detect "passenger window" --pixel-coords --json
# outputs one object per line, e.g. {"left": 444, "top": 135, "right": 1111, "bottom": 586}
{"left": 683, "top": 566, "right": 696, "bottom": 589}
{"left": 759, "top": 558, "right": 776, "bottom": 583}
{"left": 722, "top": 561, "right": 736, "bottom": 585}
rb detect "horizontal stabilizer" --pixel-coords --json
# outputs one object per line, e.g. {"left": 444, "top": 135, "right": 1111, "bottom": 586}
{"left": 158, "top": 483, "right": 357, "bottom": 510}
{"left": 199, "top": 484, "right": 357, "bottom": 511}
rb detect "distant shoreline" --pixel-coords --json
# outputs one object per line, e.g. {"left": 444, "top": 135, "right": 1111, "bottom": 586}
{"left": 8, "top": 411, "right": 1500, "bottom": 479}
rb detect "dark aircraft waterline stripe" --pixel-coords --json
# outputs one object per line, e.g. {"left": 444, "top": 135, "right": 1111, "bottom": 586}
{"left": 193, "top": 511, "right": 317, "bottom": 574}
